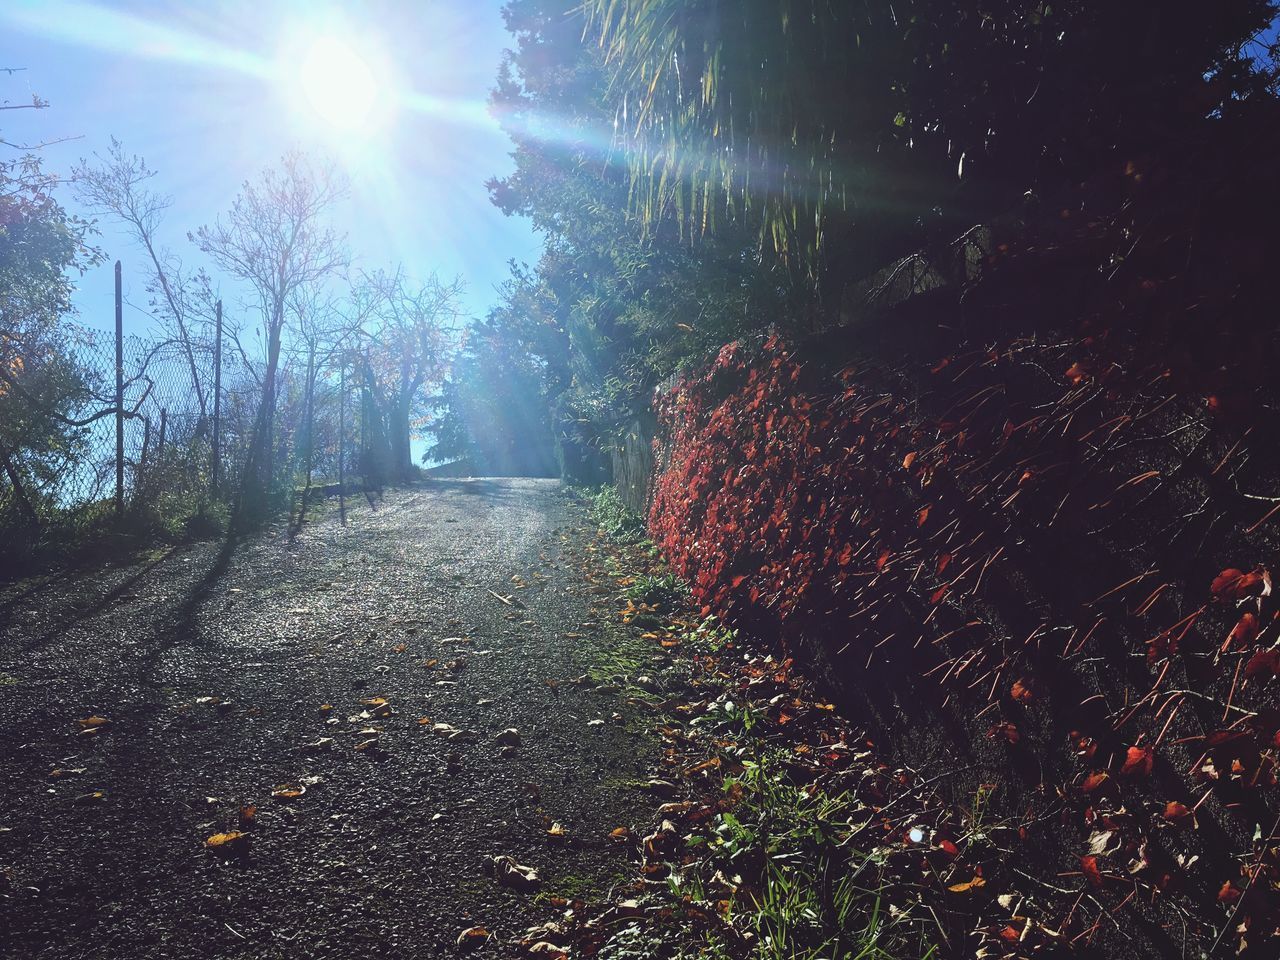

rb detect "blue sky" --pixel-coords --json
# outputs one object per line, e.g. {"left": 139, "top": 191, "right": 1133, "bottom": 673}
{"left": 0, "top": 0, "right": 541, "bottom": 335}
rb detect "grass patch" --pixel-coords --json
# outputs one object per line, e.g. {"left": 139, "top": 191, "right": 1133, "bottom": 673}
{"left": 680, "top": 755, "right": 939, "bottom": 960}
{"left": 584, "top": 485, "right": 648, "bottom": 545}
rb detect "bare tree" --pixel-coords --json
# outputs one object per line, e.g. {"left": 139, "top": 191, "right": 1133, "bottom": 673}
{"left": 365, "top": 268, "right": 464, "bottom": 481}
{"left": 74, "top": 140, "right": 214, "bottom": 422}
{"left": 191, "top": 151, "right": 347, "bottom": 524}
{"left": 286, "top": 280, "right": 373, "bottom": 495}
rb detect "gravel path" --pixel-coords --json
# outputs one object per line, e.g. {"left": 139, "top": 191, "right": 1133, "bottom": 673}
{"left": 0, "top": 480, "right": 666, "bottom": 959}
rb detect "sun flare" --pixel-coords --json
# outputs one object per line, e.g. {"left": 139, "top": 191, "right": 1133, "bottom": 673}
{"left": 291, "top": 35, "right": 380, "bottom": 133}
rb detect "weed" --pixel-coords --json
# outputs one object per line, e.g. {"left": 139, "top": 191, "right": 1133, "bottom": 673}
{"left": 624, "top": 571, "right": 689, "bottom": 611}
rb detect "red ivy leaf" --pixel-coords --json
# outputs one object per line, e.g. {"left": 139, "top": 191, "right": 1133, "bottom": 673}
{"left": 1080, "top": 854, "right": 1104, "bottom": 886}
{"left": 1010, "top": 678, "right": 1035, "bottom": 704}
{"left": 1244, "top": 649, "right": 1280, "bottom": 681}
{"left": 1162, "top": 801, "right": 1193, "bottom": 827}
{"left": 1211, "top": 568, "right": 1265, "bottom": 602}
{"left": 1223, "top": 612, "right": 1260, "bottom": 653}
{"left": 987, "top": 722, "right": 1020, "bottom": 745}
{"left": 1120, "top": 745, "right": 1154, "bottom": 779}
{"left": 1081, "top": 770, "right": 1111, "bottom": 793}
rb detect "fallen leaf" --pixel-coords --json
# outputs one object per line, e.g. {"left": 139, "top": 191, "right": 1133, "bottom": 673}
{"left": 948, "top": 874, "right": 986, "bottom": 893}
{"left": 527, "top": 943, "right": 568, "bottom": 959}
{"left": 205, "top": 831, "right": 249, "bottom": 855}
{"left": 489, "top": 855, "right": 540, "bottom": 891}
{"left": 644, "top": 779, "right": 678, "bottom": 798}
{"left": 457, "top": 926, "right": 489, "bottom": 950}
{"left": 271, "top": 784, "right": 306, "bottom": 801}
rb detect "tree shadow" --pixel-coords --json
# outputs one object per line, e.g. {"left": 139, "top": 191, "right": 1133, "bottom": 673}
{"left": 139, "top": 532, "right": 240, "bottom": 684}
{"left": 15, "top": 547, "right": 178, "bottom": 654}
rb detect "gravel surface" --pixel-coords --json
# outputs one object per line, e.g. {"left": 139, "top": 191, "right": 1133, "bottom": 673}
{"left": 0, "top": 480, "right": 667, "bottom": 959}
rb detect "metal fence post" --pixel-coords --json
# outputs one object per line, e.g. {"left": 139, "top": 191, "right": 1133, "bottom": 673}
{"left": 114, "top": 261, "right": 124, "bottom": 519}
{"left": 360, "top": 346, "right": 368, "bottom": 487}
{"left": 338, "top": 361, "right": 346, "bottom": 495}
{"left": 212, "top": 299, "right": 222, "bottom": 495}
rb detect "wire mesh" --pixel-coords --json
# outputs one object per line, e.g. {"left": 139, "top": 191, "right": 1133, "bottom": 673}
{"left": 0, "top": 316, "right": 362, "bottom": 535}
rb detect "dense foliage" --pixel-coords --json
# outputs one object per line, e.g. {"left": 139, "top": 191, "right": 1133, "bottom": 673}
{"left": 588, "top": 0, "right": 1277, "bottom": 287}
{"left": 468, "top": 0, "right": 1279, "bottom": 474}
{"left": 0, "top": 154, "right": 104, "bottom": 530}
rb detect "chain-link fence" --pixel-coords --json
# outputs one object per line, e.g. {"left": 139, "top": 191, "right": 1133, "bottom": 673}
{"left": 1, "top": 302, "right": 366, "bottom": 546}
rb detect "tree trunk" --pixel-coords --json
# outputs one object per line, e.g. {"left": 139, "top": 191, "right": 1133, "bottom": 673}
{"left": 0, "top": 442, "right": 39, "bottom": 529}
{"left": 235, "top": 303, "right": 285, "bottom": 528}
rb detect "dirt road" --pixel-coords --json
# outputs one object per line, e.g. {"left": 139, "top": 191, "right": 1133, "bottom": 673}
{"left": 0, "top": 480, "right": 668, "bottom": 959}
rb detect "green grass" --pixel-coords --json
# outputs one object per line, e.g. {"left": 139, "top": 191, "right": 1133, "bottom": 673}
{"left": 679, "top": 755, "right": 939, "bottom": 960}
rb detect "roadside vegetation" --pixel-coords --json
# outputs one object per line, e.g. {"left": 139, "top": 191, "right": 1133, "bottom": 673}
{"left": 575, "top": 489, "right": 968, "bottom": 960}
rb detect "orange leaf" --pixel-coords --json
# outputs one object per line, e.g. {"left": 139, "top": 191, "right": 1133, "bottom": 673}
{"left": 947, "top": 874, "right": 986, "bottom": 893}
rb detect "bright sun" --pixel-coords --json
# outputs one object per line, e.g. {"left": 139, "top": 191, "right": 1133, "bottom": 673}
{"left": 293, "top": 36, "right": 379, "bottom": 133}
